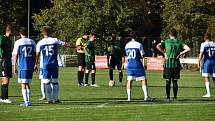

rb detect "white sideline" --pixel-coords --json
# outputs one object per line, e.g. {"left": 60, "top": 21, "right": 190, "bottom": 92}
{"left": 0, "top": 102, "right": 215, "bottom": 113}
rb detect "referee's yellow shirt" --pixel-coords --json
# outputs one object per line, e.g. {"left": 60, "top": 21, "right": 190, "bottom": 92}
{"left": 76, "top": 37, "right": 86, "bottom": 53}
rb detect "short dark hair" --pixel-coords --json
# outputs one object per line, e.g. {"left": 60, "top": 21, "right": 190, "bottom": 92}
{"left": 19, "top": 27, "right": 27, "bottom": 36}
{"left": 169, "top": 28, "right": 177, "bottom": 37}
{"left": 42, "top": 26, "right": 50, "bottom": 35}
{"left": 90, "top": 33, "right": 96, "bottom": 36}
{"left": 129, "top": 31, "right": 136, "bottom": 39}
{"left": 204, "top": 32, "right": 211, "bottom": 40}
{"left": 5, "top": 24, "right": 14, "bottom": 32}
{"left": 83, "top": 32, "right": 89, "bottom": 36}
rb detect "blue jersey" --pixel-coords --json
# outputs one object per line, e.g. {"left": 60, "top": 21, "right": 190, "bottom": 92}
{"left": 125, "top": 39, "right": 145, "bottom": 70}
{"left": 36, "top": 37, "right": 65, "bottom": 69}
{"left": 200, "top": 41, "right": 215, "bottom": 64}
{"left": 12, "top": 37, "right": 36, "bottom": 70}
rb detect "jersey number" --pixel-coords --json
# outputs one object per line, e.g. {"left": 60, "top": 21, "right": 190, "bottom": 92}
{"left": 207, "top": 48, "right": 215, "bottom": 57}
{"left": 22, "top": 46, "right": 33, "bottom": 57}
{"left": 44, "top": 45, "right": 54, "bottom": 56}
{"left": 126, "top": 49, "right": 136, "bottom": 59}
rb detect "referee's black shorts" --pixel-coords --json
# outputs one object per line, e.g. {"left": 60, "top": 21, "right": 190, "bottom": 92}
{"left": 109, "top": 59, "right": 122, "bottom": 70}
{"left": 163, "top": 67, "right": 180, "bottom": 80}
{"left": 77, "top": 53, "right": 86, "bottom": 67}
{"left": 0, "top": 61, "right": 12, "bottom": 78}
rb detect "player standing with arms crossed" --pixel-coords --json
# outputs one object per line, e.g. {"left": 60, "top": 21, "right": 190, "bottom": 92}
{"left": 13, "top": 27, "right": 36, "bottom": 107}
{"left": 198, "top": 33, "right": 215, "bottom": 98}
{"left": 84, "top": 33, "right": 98, "bottom": 87}
{"left": 156, "top": 28, "right": 190, "bottom": 101}
{"left": 76, "top": 32, "right": 88, "bottom": 86}
{"left": 125, "top": 32, "right": 151, "bottom": 101}
{"left": 0, "top": 25, "right": 14, "bottom": 103}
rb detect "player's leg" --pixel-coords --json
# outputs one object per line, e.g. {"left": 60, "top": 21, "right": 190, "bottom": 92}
{"left": 127, "top": 69, "right": 134, "bottom": 101}
{"left": 84, "top": 62, "right": 91, "bottom": 86}
{"left": 91, "top": 62, "right": 98, "bottom": 87}
{"left": 77, "top": 53, "right": 85, "bottom": 86}
{"left": 163, "top": 68, "right": 171, "bottom": 100}
{"left": 202, "top": 63, "right": 211, "bottom": 97}
{"left": 1, "top": 77, "right": 10, "bottom": 103}
{"left": 172, "top": 68, "right": 180, "bottom": 100}
{"left": 127, "top": 79, "right": 133, "bottom": 101}
{"left": 52, "top": 68, "right": 61, "bottom": 103}
{"left": 20, "top": 83, "right": 28, "bottom": 106}
{"left": 42, "top": 69, "right": 52, "bottom": 103}
{"left": 117, "top": 60, "right": 123, "bottom": 84}
{"left": 39, "top": 69, "right": 46, "bottom": 100}
{"left": 25, "top": 83, "right": 31, "bottom": 105}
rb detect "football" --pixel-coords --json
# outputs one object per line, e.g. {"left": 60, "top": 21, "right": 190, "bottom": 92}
{"left": 108, "top": 80, "right": 115, "bottom": 87}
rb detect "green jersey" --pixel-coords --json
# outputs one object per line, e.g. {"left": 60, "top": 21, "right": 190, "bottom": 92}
{"left": 105, "top": 45, "right": 122, "bottom": 61}
{"left": 0, "top": 34, "right": 12, "bottom": 67}
{"left": 85, "top": 40, "right": 95, "bottom": 62}
{"left": 161, "top": 39, "right": 185, "bottom": 68}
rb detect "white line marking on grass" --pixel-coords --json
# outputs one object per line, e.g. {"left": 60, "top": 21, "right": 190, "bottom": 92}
{"left": 0, "top": 102, "right": 215, "bottom": 113}
{"left": 97, "top": 102, "right": 110, "bottom": 108}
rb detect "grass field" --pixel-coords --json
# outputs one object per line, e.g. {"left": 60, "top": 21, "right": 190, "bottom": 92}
{"left": 0, "top": 67, "right": 215, "bottom": 121}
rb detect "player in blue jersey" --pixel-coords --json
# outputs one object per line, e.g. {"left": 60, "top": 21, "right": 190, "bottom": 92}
{"left": 13, "top": 27, "right": 36, "bottom": 107}
{"left": 125, "top": 32, "right": 151, "bottom": 101}
{"left": 198, "top": 33, "right": 215, "bottom": 98}
{"left": 35, "top": 26, "right": 72, "bottom": 104}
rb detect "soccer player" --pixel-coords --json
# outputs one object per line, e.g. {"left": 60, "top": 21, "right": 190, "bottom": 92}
{"left": 84, "top": 33, "right": 98, "bottom": 87}
{"left": 125, "top": 32, "right": 151, "bottom": 101}
{"left": 156, "top": 28, "right": 190, "bottom": 101}
{"left": 76, "top": 32, "right": 88, "bottom": 86}
{"left": 105, "top": 34, "right": 124, "bottom": 86}
{"left": 0, "top": 25, "right": 14, "bottom": 103}
{"left": 198, "top": 33, "right": 215, "bottom": 98}
{"left": 13, "top": 27, "right": 36, "bottom": 107}
{"left": 35, "top": 26, "right": 71, "bottom": 103}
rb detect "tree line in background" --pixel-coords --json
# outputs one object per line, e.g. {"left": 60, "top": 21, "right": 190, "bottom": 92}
{"left": 0, "top": 0, "right": 214, "bottom": 48}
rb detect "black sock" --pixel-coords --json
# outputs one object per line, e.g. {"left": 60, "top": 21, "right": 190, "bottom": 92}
{"left": 81, "top": 71, "right": 85, "bottom": 84}
{"left": 1, "top": 85, "right": 4, "bottom": 99}
{"left": 91, "top": 73, "right": 95, "bottom": 85}
{"left": 77, "top": 71, "right": 82, "bottom": 84}
{"left": 1, "top": 84, "right": 8, "bottom": 99}
{"left": 109, "top": 69, "right": 113, "bottom": 80}
{"left": 173, "top": 80, "right": 178, "bottom": 99}
{"left": 166, "top": 80, "right": 171, "bottom": 99}
{"left": 85, "top": 73, "right": 89, "bottom": 84}
{"left": 119, "top": 71, "right": 123, "bottom": 83}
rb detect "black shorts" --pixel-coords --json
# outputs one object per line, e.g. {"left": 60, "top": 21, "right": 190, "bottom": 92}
{"left": 109, "top": 59, "right": 122, "bottom": 70}
{"left": 0, "top": 64, "right": 12, "bottom": 78}
{"left": 77, "top": 53, "right": 86, "bottom": 67}
{"left": 163, "top": 68, "right": 180, "bottom": 80}
{"left": 86, "top": 61, "right": 96, "bottom": 70}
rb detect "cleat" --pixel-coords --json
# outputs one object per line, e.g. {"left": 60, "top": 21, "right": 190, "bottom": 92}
{"left": 144, "top": 96, "right": 153, "bottom": 101}
{"left": 1, "top": 99, "right": 12, "bottom": 104}
{"left": 84, "top": 84, "right": 89, "bottom": 86}
{"left": 202, "top": 94, "right": 211, "bottom": 98}
{"left": 46, "top": 101, "right": 53, "bottom": 104}
{"left": 53, "top": 100, "right": 61, "bottom": 104}
{"left": 28, "top": 102, "right": 31, "bottom": 106}
{"left": 165, "top": 98, "right": 171, "bottom": 102}
{"left": 78, "top": 83, "right": 84, "bottom": 86}
{"left": 127, "top": 98, "right": 131, "bottom": 102}
{"left": 20, "top": 102, "right": 29, "bottom": 107}
{"left": 91, "top": 84, "right": 99, "bottom": 87}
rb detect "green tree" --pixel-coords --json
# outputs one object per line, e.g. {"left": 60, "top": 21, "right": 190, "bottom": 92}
{"left": 0, "top": 0, "right": 27, "bottom": 32}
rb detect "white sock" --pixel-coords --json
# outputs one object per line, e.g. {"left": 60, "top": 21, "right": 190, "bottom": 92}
{"left": 52, "top": 83, "right": 59, "bottom": 101}
{"left": 45, "top": 83, "right": 52, "bottom": 102}
{"left": 205, "top": 81, "right": 210, "bottom": 95}
{"left": 26, "top": 89, "right": 30, "bottom": 102}
{"left": 22, "top": 89, "right": 28, "bottom": 103}
{"left": 127, "top": 89, "right": 131, "bottom": 100}
{"left": 142, "top": 85, "right": 148, "bottom": 98}
{"left": 41, "top": 83, "right": 46, "bottom": 98}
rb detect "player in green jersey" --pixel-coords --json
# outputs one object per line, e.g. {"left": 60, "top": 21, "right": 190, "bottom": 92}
{"left": 0, "top": 25, "right": 14, "bottom": 103}
{"left": 84, "top": 33, "right": 98, "bottom": 87}
{"left": 105, "top": 34, "right": 124, "bottom": 86}
{"left": 156, "top": 28, "right": 190, "bottom": 101}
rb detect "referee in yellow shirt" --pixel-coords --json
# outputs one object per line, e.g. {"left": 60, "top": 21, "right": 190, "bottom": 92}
{"left": 76, "top": 32, "right": 88, "bottom": 86}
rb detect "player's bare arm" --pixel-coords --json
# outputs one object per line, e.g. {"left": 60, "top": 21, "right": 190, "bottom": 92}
{"left": 198, "top": 52, "right": 203, "bottom": 68}
{"left": 156, "top": 43, "right": 168, "bottom": 59}
{"left": 13, "top": 54, "right": 18, "bottom": 74}
{"left": 177, "top": 45, "right": 191, "bottom": 59}
{"left": 34, "top": 53, "right": 40, "bottom": 73}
